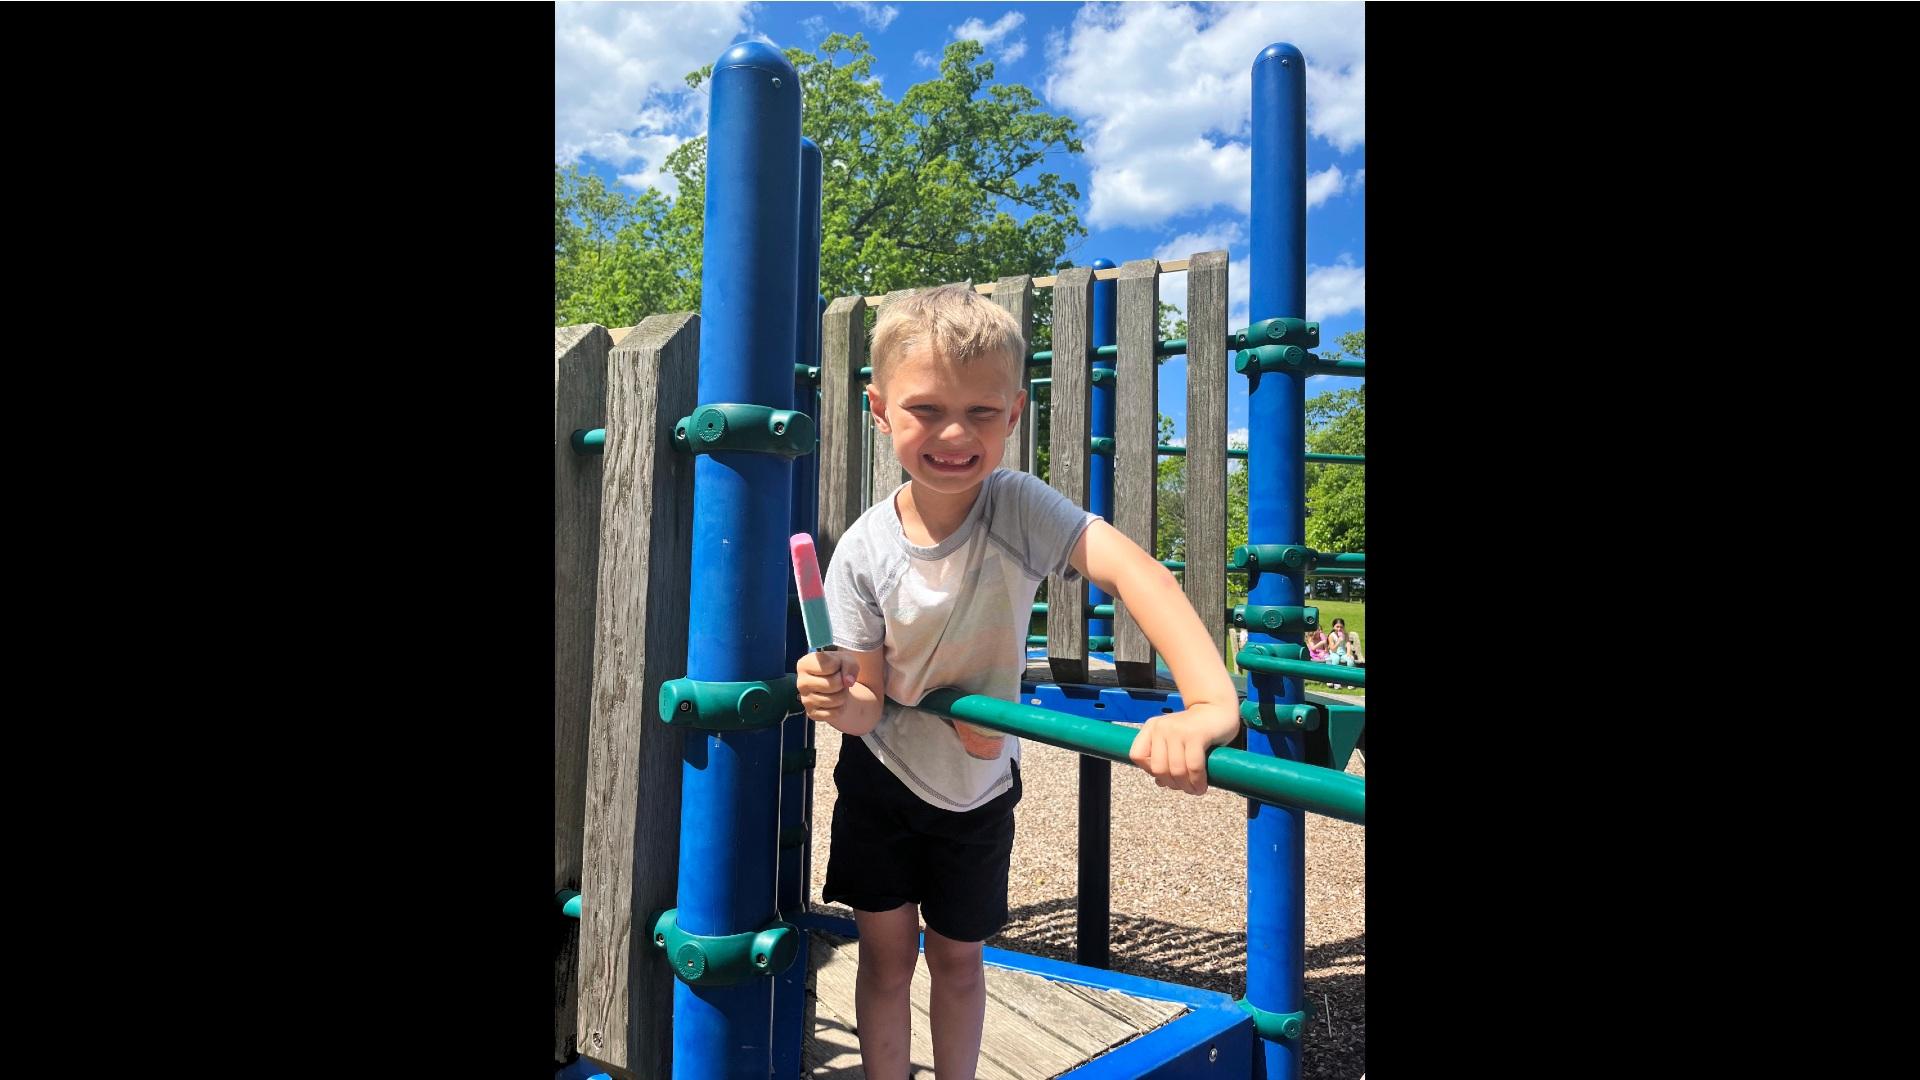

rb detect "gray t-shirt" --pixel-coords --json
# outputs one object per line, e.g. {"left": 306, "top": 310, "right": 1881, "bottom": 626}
{"left": 825, "top": 468, "right": 1097, "bottom": 811}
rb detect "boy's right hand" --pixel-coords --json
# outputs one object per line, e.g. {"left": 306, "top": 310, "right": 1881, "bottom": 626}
{"left": 796, "top": 650, "right": 860, "bottom": 725}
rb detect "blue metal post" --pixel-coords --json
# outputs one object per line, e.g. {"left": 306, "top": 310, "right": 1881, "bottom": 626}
{"left": 1077, "top": 258, "right": 1116, "bottom": 969}
{"left": 676, "top": 40, "right": 801, "bottom": 1080}
{"left": 774, "top": 134, "right": 823, "bottom": 1080}
{"left": 1245, "top": 42, "right": 1309, "bottom": 1080}
{"left": 1088, "top": 257, "right": 1117, "bottom": 642}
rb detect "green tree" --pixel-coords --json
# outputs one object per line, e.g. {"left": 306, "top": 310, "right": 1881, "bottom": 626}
{"left": 556, "top": 34, "right": 1086, "bottom": 328}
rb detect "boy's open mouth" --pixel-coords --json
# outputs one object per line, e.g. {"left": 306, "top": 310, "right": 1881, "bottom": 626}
{"left": 923, "top": 452, "right": 980, "bottom": 473}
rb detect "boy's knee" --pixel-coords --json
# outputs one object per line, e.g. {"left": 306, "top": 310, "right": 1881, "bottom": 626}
{"left": 858, "top": 938, "right": 921, "bottom": 991}
{"left": 922, "top": 935, "right": 984, "bottom": 984}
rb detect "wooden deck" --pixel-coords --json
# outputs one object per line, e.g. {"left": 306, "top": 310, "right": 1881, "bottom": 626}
{"left": 806, "top": 931, "right": 1187, "bottom": 1079}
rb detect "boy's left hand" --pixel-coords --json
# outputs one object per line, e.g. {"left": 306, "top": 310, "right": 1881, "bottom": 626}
{"left": 1127, "top": 702, "right": 1242, "bottom": 796}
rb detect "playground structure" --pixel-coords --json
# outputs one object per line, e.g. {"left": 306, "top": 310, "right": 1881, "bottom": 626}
{"left": 555, "top": 38, "right": 1365, "bottom": 1080}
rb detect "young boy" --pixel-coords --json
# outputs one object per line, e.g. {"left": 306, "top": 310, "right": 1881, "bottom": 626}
{"left": 794, "top": 284, "right": 1241, "bottom": 1080}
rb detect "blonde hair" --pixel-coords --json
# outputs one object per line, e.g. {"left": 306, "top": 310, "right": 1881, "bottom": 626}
{"left": 869, "top": 284, "right": 1026, "bottom": 389}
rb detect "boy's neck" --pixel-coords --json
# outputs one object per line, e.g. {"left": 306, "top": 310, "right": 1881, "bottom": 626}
{"left": 895, "top": 478, "right": 984, "bottom": 546}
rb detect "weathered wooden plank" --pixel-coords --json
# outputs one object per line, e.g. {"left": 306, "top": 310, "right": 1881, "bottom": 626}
{"left": 576, "top": 312, "right": 699, "bottom": 1078}
{"left": 818, "top": 295, "right": 869, "bottom": 569}
{"left": 1184, "top": 251, "right": 1230, "bottom": 663}
{"left": 1111, "top": 260, "right": 1160, "bottom": 685}
{"left": 555, "top": 323, "right": 612, "bottom": 1062}
{"left": 1046, "top": 267, "right": 1094, "bottom": 685}
{"left": 991, "top": 276, "right": 1035, "bottom": 475}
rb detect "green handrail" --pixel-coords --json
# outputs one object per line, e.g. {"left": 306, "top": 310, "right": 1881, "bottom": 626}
{"left": 912, "top": 689, "right": 1365, "bottom": 824}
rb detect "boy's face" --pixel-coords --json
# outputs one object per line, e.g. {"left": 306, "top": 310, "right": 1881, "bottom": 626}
{"left": 869, "top": 343, "right": 1025, "bottom": 498}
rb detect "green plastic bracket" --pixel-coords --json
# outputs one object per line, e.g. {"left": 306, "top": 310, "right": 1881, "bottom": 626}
{"left": 658, "top": 675, "right": 799, "bottom": 731}
{"left": 1090, "top": 437, "right": 1114, "bottom": 456}
{"left": 1231, "top": 605, "right": 1318, "bottom": 633}
{"left": 1241, "top": 642, "right": 1309, "bottom": 661}
{"left": 556, "top": 889, "right": 582, "bottom": 918}
{"left": 672, "top": 403, "right": 817, "bottom": 459}
{"left": 1242, "top": 317, "right": 1320, "bottom": 349}
{"left": 1239, "top": 700, "right": 1322, "bottom": 734}
{"left": 1090, "top": 368, "right": 1116, "bottom": 389}
{"left": 1229, "top": 544, "right": 1312, "bottom": 589}
{"left": 1237, "top": 997, "right": 1310, "bottom": 1042}
{"left": 783, "top": 748, "right": 817, "bottom": 774}
{"left": 649, "top": 908, "right": 799, "bottom": 987}
{"left": 794, "top": 363, "right": 819, "bottom": 382}
{"left": 1235, "top": 344, "right": 1316, "bottom": 392}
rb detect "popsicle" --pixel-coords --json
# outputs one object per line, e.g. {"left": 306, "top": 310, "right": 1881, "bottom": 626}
{"left": 789, "top": 533, "right": 836, "bottom": 653}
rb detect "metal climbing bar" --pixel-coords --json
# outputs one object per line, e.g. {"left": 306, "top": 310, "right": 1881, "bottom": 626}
{"left": 1236, "top": 647, "right": 1366, "bottom": 688}
{"left": 913, "top": 689, "right": 1365, "bottom": 824}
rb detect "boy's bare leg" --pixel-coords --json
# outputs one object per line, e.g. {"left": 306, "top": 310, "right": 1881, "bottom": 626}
{"left": 923, "top": 926, "right": 987, "bottom": 1080}
{"left": 854, "top": 904, "right": 922, "bottom": 1080}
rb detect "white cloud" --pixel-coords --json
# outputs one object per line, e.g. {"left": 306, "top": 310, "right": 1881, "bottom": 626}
{"left": 1045, "top": 2, "right": 1364, "bottom": 228}
{"left": 803, "top": 15, "right": 828, "bottom": 39}
{"left": 835, "top": 2, "right": 899, "bottom": 30}
{"left": 1305, "top": 165, "right": 1347, "bottom": 209}
{"left": 954, "top": 11, "right": 1028, "bottom": 66}
{"left": 914, "top": 49, "right": 937, "bottom": 68}
{"left": 955, "top": 11, "right": 1025, "bottom": 47}
{"left": 1228, "top": 426, "right": 1249, "bottom": 448}
{"left": 553, "top": 1, "right": 754, "bottom": 193}
{"left": 1307, "top": 256, "right": 1365, "bottom": 320}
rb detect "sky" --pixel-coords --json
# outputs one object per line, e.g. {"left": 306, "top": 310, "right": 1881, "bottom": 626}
{"left": 555, "top": 0, "right": 1365, "bottom": 448}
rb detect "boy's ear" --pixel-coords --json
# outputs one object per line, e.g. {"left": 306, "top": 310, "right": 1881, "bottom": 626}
{"left": 1007, "top": 388, "right": 1027, "bottom": 433}
{"left": 868, "top": 386, "right": 891, "bottom": 434}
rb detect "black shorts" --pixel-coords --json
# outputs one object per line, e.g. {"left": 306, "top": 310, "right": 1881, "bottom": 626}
{"left": 822, "top": 733, "right": 1022, "bottom": 943}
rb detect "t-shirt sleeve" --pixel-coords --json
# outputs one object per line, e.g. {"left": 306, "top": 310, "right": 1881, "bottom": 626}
{"left": 992, "top": 469, "right": 1098, "bottom": 581}
{"left": 822, "top": 531, "right": 885, "bottom": 652}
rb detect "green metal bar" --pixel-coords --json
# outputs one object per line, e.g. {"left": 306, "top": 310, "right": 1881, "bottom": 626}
{"left": 1316, "top": 551, "right": 1364, "bottom": 569}
{"left": 1236, "top": 649, "right": 1367, "bottom": 688}
{"left": 1305, "top": 453, "right": 1364, "bottom": 465}
{"left": 1025, "top": 635, "right": 1114, "bottom": 650}
{"left": 914, "top": 689, "right": 1365, "bottom": 823}
{"left": 1031, "top": 603, "right": 1118, "bottom": 619}
{"left": 1152, "top": 444, "right": 1249, "bottom": 460}
{"left": 1029, "top": 332, "right": 1266, "bottom": 366}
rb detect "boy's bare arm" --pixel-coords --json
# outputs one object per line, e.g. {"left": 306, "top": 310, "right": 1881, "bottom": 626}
{"left": 1070, "top": 519, "right": 1241, "bottom": 795}
{"left": 796, "top": 646, "right": 888, "bottom": 736}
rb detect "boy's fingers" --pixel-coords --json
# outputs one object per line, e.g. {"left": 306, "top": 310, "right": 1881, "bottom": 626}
{"left": 1186, "top": 739, "right": 1209, "bottom": 795}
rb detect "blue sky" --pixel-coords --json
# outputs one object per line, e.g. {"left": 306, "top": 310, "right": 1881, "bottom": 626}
{"left": 555, "top": 1, "right": 1365, "bottom": 447}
